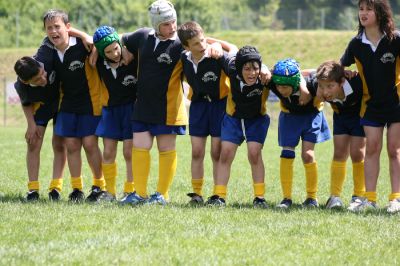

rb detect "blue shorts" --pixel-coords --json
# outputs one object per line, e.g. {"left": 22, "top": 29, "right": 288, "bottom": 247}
{"left": 278, "top": 111, "right": 331, "bottom": 147}
{"left": 189, "top": 99, "right": 226, "bottom": 137}
{"left": 35, "top": 115, "right": 54, "bottom": 127}
{"left": 360, "top": 117, "right": 394, "bottom": 128}
{"left": 96, "top": 103, "right": 134, "bottom": 141}
{"left": 132, "top": 120, "right": 186, "bottom": 136}
{"left": 221, "top": 114, "right": 270, "bottom": 145}
{"left": 55, "top": 112, "right": 101, "bottom": 138}
{"left": 333, "top": 113, "right": 365, "bottom": 137}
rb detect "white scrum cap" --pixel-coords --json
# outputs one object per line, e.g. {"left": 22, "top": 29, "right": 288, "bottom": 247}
{"left": 148, "top": 0, "right": 177, "bottom": 33}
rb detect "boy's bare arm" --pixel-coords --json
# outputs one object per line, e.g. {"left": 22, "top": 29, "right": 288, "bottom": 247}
{"left": 206, "top": 37, "right": 238, "bottom": 54}
{"left": 298, "top": 75, "right": 312, "bottom": 105}
{"left": 301, "top": 69, "right": 315, "bottom": 78}
{"left": 68, "top": 27, "right": 93, "bottom": 52}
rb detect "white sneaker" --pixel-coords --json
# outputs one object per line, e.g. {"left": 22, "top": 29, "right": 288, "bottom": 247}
{"left": 325, "top": 195, "right": 343, "bottom": 209}
{"left": 386, "top": 198, "right": 400, "bottom": 214}
{"left": 348, "top": 198, "right": 377, "bottom": 212}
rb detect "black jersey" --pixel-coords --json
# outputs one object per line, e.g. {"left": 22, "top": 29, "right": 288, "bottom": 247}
{"left": 341, "top": 32, "right": 400, "bottom": 122}
{"left": 122, "top": 28, "right": 187, "bottom": 125}
{"left": 269, "top": 77, "right": 323, "bottom": 114}
{"left": 96, "top": 57, "right": 137, "bottom": 107}
{"left": 223, "top": 56, "right": 268, "bottom": 119}
{"left": 181, "top": 51, "right": 229, "bottom": 102}
{"left": 14, "top": 38, "right": 59, "bottom": 118}
{"left": 308, "top": 72, "right": 363, "bottom": 115}
{"left": 53, "top": 37, "right": 103, "bottom": 115}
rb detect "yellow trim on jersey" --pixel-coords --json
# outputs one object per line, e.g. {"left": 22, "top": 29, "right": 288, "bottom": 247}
{"left": 32, "top": 102, "right": 43, "bottom": 114}
{"left": 260, "top": 88, "right": 269, "bottom": 115}
{"left": 85, "top": 57, "right": 104, "bottom": 116}
{"left": 331, "top": 104, "right": 339, "bottom": 114}
{"left": 183, "top": 75, "right": 194, "bottom": 101}
{"left": 355, "top": 58, "right": 370, "bottom": 118}
{"left": 58, "top": 85, "right": 62, "bottom": 112}
{"left": 313, "top": 97, "right": 324, "bottom": 111}
{"left": 166, "top": 60, "right": 188, "bottom": 125}
{"left": 396, "top": 56, "right": 400, "bottom": 99}
{"left": 219, "top": 71, "right": 230, "bottom": 99}
{"left": 226, "top": 87, "right": 236, "bottom": 116}
{"left": 100, "top": 78, "right": 109, "bottom": 107}
{"left": 280, "top": 101, "right": 289, "bottom": 113}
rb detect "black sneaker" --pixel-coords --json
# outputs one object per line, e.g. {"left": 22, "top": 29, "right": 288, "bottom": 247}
{"left": 48, "top": 189, "right": 61, "bottom": 201}
{"left": 68, "top": 189, "right": 85, "bottom": 202}
{"left": 276, "top": 198, "right": 292, "bottom": 209}
{"left": 26, "top": 190, "right": 39, "bottom": 201}
{"left": 302, "top": 198, "right": 319, "bottom": 208}
{"left": 253, "top": 197, "right": 268, "bottom": 208}
{"left": 86, "top": 186, "right": 105, "bottom": 202}
{"left": 187, "top": 192, "right": 204, "bottom": 205}
{"left": 206, "top": 195, "right": 226, "bottom": 206}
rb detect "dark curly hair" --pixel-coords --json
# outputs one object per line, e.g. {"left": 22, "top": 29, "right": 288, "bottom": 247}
{"left": 357, "top": 0, "right": 395, "bottom": 41}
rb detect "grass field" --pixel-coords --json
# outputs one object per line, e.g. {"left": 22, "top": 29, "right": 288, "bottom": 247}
{"left": 0, "top": 30, "right": 399, "bottom": 265}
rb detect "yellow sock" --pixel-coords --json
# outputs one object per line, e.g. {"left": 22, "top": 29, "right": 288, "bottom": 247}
{"left": 28, "top": 181, "right": 39, "bottom": 191}
{"left": 280, "top": 158, "right": 294, "bottom": 199}
{"left": 352, "top": 161, "right": 365, "bottom": 197}
{"left": 214, "top": 185, "right": 227, "bottom": 199}
{"left": 365, "top": 191, "right": 377, "bottom": 202}
{"left": 124, "top": 181, "right": 135, "bottom": 194}
{"left": 71, "top": 177, "right": 83, "bottom": 190}
{"left": 132, "top": 148, "right": 150, "bottom": 198}
{"left": 49, "top": 178, "right": 63, "bottom": 192}
{"left": 253, "top": 183, "right": 265, "bottom": 198}
{"left": 93, "top": 177, "right": 106, "bottom": 191}
{"left": 389, "top": 193, "right": 400, "bottom": 201}
{"left": 103, "top": 162, "right": 117, "bottom": 196}
{"left": 157, "top": 150, "right": 177, "bottom": 200}
{"left": 192, "top": 178, "right": 204, "bottom": 196}
{"left": 305, "top": 162, "right": 318, "bottom": 199}
{"left": 330, "top": 160, "right": 346, "bottom": 196}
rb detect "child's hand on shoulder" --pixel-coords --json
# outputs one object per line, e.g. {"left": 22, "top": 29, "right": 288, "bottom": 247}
{"left": 259, "top": 64, "right": 271, "bottom": 85}
{"left": 344, "top": 70, "right": 358, "bottom": 79}
{"left": 88, "top": 46, "right": 98, "bottom": 67}
{"left": 298, "top": 76, "right": 311, "bottom": 105}
{"left": 208, "top": 42, "right": 223, "bottom": 59}
{"left": 121, "top": 47, "right": 134, "bottom": 65}
{"left": 81, "top": 35, "right": 93, "bottom": 52}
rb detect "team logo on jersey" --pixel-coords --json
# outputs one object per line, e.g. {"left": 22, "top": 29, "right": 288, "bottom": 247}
{"left": 202, "top": 71, "right": 218, "bottom": 82}
{"left": 48, "top": 71, "right": 56, "bottom": 85}
{"left": 157, "top": 53, "right": 172, "bottom": 64}
{"left": 247, "top": 89, "right": 262, "bottom": 97}
{"left": 68, "top": 60, "right": 84, "bottom": 71}
{"left": 380, "top": 53, "right": 395, "bottom": 63}
{"left": 122, "top": 75, "right": 137, "bottom": 86}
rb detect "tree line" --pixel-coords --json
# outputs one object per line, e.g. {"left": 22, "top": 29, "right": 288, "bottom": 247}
{"left": 1, "top": 0, "right": 400, "bottom": 48}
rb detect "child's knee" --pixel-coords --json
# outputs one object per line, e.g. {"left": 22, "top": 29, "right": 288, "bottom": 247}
{"left": 387, "top": 145, "right": 400, "bottom": 160}
{"left": 210, "top": 149, "right": 220, "bottom": 162}
{"left": 27, "top": 142, "right": 41, "bottom": 153}
{"left": 248, "top": 149, "right": 261, "bottom": 164}
{"left": 192, "top": 147, "right": 205, "bottom": 160}
{"left": 220, "top": 150, "right": 234, "bottom": 164}
{"left": 103, "top": 147, "right": 117, "bottom": 162}
{"left": 122, "top": 146, "right": 132, "bottom": 161}
{"left": 301, "top": 151, "right": 314, "bottom": 163}
{"left": 52, "top": 139, "right": 66, "bottom": 153}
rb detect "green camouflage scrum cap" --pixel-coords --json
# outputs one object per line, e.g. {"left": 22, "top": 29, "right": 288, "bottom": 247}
{"left": 93, "top": 25, "right": 121, "bottom": 59}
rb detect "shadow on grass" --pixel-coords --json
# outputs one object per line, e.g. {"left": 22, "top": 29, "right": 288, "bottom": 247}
{"left": 170, "top": 201, "right": 397, "bottom": 217}
{"left": 0, "top": 193, "right": 396, "bottom": 216}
